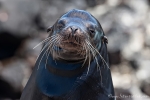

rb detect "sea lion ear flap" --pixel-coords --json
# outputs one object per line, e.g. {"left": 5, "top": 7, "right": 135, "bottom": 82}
{"left": 47, "top": 26, "right": 53, "bottom": 33}
{"left": 102, "top": 36, "right": 108, "bottom": 44}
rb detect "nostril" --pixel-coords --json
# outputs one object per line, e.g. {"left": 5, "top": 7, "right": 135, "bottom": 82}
{"left": 70, "top": 26, "right": 78, "bottom": 34}
{"left": 74, "top": 28, "right": 78, "bottom": 32}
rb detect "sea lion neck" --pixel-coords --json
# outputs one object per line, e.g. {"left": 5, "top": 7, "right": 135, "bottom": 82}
{"left": 46, "top": 55, "right": 83, "bottom": 71}
{"left": 36, "top": 50, "right": 84, "bottom": 96}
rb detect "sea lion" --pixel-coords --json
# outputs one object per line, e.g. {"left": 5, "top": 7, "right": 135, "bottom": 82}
{"left": 20, "top": 9, "right": 115, "bottom": 100}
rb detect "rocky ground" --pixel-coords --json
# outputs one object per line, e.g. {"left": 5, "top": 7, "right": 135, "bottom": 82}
{"left": 0, "top": 0, "right": 150, "bottom": 100}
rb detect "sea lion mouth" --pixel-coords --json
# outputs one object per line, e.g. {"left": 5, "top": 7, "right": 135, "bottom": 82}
{"left": 63, "top": 41, "right": 80, "bottom": 46}
{"left": 61, "top": 40, "right": 81, "bottom": 47}
{"left": 59, "top": 41, "right": 82, "bottom": 52}
{"left": 47, "top": 32, "right": 87, "bottom": 62}
{"left": 54, "top": 31, "right": 85, "bottom": 53}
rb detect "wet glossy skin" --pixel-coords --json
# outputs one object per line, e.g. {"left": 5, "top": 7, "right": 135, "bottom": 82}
{"left": 49, "top": 9, "right": 104, "bottom": 62}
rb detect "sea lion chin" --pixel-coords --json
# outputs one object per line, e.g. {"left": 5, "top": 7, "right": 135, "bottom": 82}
{"left": 47, "top": 9, "right": 107, "bottom": 63}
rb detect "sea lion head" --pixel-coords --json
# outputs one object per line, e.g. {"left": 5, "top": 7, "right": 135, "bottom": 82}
{"left": 46, "top": 9, "right": 108, "bottom": 63}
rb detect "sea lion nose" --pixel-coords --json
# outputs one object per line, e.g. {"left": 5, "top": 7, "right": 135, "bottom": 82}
{"left": 70, "top": 26, "right": 79, "bottom": 34}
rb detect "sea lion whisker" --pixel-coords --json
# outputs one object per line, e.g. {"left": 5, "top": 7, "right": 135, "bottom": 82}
{"left": 86, "top": 45, "right": 98, "bottom": 70}
{"left": 49, "top": 37, "right": 60, "bottom": 56}
{"left": 48, "top": 35, "right": 61, "bottom": 45}
{"left": 93, "top": 54, "right": 103, "bottom": 84}
{"left": 86, "top": 41, "right": 105, "bottom": 69}
{"left": 35, "top": 40, "right": 53, "bottom": 68}
{"left": 85, "top": 41, "right": 102, "bottom": 68}
{"left": 50, "top": 35, "right": 63, "bottom": 56}
{"left": 45, "top": 45, "right": 51, "bottom": 69}
{"left": 37, "top": 38, "right": 58, "bottom": 70}
{"left": 86, "top": 43, "right": 97, "bottom": 63}
{"left": 54, "top": 40, "right": 59, "bottom": 56}
{"left": 37, "top": 45, "right": 51, "bottom": 70}
{"left": 48, "top": 35, "right": 61, "bottom": 62}
{"left": 33, "top": 37, "right": 51, "bottom": 49}
{"left": 46, "top": 36, "right": 58, "bottom": 56}
{"left": 49, "top": 35, "right": 61, "bottom": 46}
{"left": 35, "top": 37, "right": 56, "bottom": 62}
{"left": 57, "top": 42, "right": 61, "bottom": 56}
{"left": 55, "top": 37, "right": 62, "bottom": 56}
{"left": 86, "top": 43, "right": 96, "bottom": 66}
{"left": 84, "top": 42, "right": 95, "bottom": 75}
{"left": 86, "top": 41, "right": 103, "bottom": 84}
{"left": 53, "top": 39, "right": 60, "bottom": 57}
{"left": 36, "top": 35, "right": 59, "bottom": 58}
{"left": 87, "top": 48, "right": 91, "bottom": 75}
{"left": 78, "top": 43, "right": 85, "bottom": 56}
{"left": 96, "top": 59, "right": 103, "bottom": 85}
{"left": 92, "top": 47, "right": 109, "bottom": 69}
{"left": 85, "top": 41, "right": 97, "bottom": 57}
{"left": 82, "top": 43, "right": 88, "bottom": 67}
{"left": 102, "top": 58, "right": 105, "bottom": 68}
{"left": 49, "top": 39, "right": 58, "bottom": 53}
{"left": 49, "top": 40, "right": 59, "bottom": 60}
{"left": 33, "top": 35, "right": 58, "bottom": 49}
{"left": 45, "top": 39, "right": 55, "bottom": 69}
{"left": 85, "top": 40, "right": 110, "bottom": 69}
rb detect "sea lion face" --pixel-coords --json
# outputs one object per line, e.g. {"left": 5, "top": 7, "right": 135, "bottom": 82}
{"left": 47, "top": 9, "right": 107, "bottom": 62}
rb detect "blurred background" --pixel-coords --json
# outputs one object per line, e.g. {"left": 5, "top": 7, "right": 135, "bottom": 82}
{"left": 0, "top": 0, "right": 150, "bottom": 100}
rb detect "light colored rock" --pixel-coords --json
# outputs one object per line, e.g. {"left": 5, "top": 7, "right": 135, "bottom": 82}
{"left": 0, "top": 58, "right": 30, "bottom": 90}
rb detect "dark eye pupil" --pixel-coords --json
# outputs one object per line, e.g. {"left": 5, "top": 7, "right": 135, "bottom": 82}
{"left": 57, "top": 24, "right": 64, "bottom": 29}
{"left": 90, "top": 30, "right": 95, "bottom": 33}
{"left": 89, "top": 29, "right": 95, "bottom": 37}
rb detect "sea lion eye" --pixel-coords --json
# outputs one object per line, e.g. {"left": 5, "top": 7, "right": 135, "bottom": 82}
{"left": 57, "top": 20, "right": 65, "bottom": 29}
{"left": 89, "top": 28, "right": 95, "bottom": 37}
{"left": 57, "top": 24, "right": 64, "bottom": 29}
